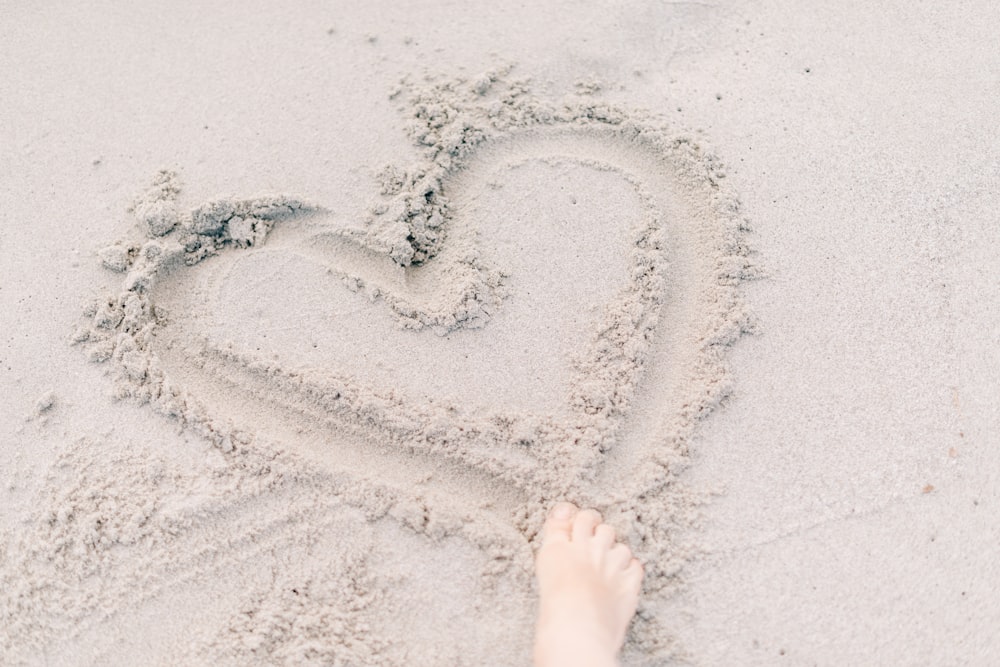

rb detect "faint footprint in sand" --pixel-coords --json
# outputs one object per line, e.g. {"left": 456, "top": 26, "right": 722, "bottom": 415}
{"left": 74, "top": 70, "right": 755, "bottom": 561}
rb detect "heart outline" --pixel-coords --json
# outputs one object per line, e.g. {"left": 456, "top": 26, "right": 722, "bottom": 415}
{"left": 74, "top": 69, "right": 757, "bottom": 589}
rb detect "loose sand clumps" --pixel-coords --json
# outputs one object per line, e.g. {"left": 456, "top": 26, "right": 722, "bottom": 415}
{"left": 2, "top": 68, "right": 754, "bottom": 663}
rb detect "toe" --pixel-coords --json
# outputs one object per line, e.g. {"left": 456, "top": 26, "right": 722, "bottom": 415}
{"left": 594, "top": 523, "right": 616, "bottom": 550}
{"left": 541, "top": 502, "right": 578, "bottom": 544}
{"left": 608, "top": 543, "right": 633, "bottom": 570}
{"left": 625, "top": 558, "right": 644, "bottom": 592}
{"left": 571, "top": 509, "right": 603, "bottom": 542}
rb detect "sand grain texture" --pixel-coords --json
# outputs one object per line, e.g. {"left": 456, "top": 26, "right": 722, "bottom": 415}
{"left": 5, "top": 71, "right": 750, "bottom": 664}
{"left": 1, "top": 2, "right": 998, "bottom": 665}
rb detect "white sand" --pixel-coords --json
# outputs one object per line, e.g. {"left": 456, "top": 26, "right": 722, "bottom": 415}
{"left": 1, "top": 2, "right": 998, "bottom": 665}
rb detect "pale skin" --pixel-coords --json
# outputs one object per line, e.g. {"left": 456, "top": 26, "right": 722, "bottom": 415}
{"left": 534, "top": 502, "right": 644, "bottom": 667}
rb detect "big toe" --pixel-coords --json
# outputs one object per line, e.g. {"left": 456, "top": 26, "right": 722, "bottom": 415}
{"left": 542, "top": 502, "right": 578, "bottom": 543}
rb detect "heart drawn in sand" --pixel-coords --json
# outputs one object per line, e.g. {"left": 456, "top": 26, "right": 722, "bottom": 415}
{"left": 76, "top": 74, "right": 753, "bottom": 526}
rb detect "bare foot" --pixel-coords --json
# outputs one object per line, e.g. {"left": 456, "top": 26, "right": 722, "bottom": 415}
{"left": 533, "top": 502, "right": 644, "bottom": 667}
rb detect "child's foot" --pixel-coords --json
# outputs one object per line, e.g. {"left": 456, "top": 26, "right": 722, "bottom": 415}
{"left": 533, "top": 502, "right": 644, "bottom": 667}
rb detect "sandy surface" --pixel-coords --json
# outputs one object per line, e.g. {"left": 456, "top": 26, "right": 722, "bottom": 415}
{"left": 2, "top": 2, "right": 998, "bottom": 665}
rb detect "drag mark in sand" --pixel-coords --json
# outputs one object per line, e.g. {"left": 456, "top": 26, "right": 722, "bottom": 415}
{"left": 3, "top": 68, "right": 757, "bottom": 662}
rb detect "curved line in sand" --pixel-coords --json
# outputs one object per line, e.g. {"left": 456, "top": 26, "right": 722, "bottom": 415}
{"left": 52, "top": 74, "right": 755, "bottom": 662}
{"left": 142, "top": 127, "right": 728, "bottom": 523}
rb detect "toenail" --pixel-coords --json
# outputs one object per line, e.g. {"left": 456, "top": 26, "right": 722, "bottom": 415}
{"left": 550, "top": 503, "right": 574, "bottom": 519}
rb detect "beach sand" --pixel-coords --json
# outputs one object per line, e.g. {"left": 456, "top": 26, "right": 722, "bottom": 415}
{"left": 1, "top": 2, "right": 998, "bottom": 665}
